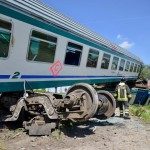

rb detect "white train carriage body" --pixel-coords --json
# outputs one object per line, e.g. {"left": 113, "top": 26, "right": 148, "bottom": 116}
{"left": 0, "top": 0, "right": 143, "bottom": 92}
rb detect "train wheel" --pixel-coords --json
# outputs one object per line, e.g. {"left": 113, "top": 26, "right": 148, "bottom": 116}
{"left": 94, "top": 90, "right": 116, "bottom": 119}
{"left": 65, "top": 83, "right": 99, "bottom": 121}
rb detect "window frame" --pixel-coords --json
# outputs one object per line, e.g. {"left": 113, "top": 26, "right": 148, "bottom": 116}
{"left": 137, "top": 64, "right": 141, "bottom": 73}
{"left": 0, "top": 18, "right": 13, "bottom": 59}
{"left": 111, "top": 56, "right": 119, "bottom": 70}
{"left": 129, "top": 62, "right": 134, "bottom": 72}
{"left": 27, "top": 29, "right": 58, "bottom": 64}
{"left": 119, "top": 59, "right": 125, "bottom": 71}
{"left": 64, "top": 41, "right": 83, "bottom": 66}
{"left": 124, "top": 61, "right": 130, "bottom": 72}
{"left": 133, "top": 64, "right": 138, "bottom": 72}
{"left": 86, "top": 48, "right": 99, "bottom": 68}
{"left": 100, "top": 53, "right": 111, "bottom": 69}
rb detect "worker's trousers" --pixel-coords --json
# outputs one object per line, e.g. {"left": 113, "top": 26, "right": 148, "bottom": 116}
{"left": 118, "top": 101, "right": 129, "bottom": 116}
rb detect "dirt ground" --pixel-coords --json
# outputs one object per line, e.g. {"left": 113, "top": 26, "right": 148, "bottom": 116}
{"left": 0, "top": 109, "right": 150, "bottom": 150}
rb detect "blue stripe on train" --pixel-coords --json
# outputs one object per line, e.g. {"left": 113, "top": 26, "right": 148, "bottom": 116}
{"left": 20, "top": 75, "right": 136, "bottom": 79}
{"left": 0, "top": 75, "right": 137, "bottom": 79}
{"left": 0, "top": 75, "right": 10, "bottom": 79}
{"left": 0, "top": 77, "right": 137, "bottom": 92}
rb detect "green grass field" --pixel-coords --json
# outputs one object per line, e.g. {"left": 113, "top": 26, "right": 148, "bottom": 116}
{"left": 130, "top": 105, "right": 150, "bottom": 123}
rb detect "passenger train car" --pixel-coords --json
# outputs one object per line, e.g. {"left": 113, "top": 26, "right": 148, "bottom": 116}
{"left": 0, "top": 0, "right": 143, "bottom": 135}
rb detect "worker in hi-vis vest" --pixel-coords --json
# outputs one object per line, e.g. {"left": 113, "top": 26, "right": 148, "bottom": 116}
{"left": 114, "top": 78, "right": 132, "bottom": 119}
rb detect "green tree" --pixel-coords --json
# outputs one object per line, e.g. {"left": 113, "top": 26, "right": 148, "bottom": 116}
{"left": 140, "top": 65, "right": 150, "bottom": 79}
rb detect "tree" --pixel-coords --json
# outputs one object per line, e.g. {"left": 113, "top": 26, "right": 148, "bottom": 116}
{"left": 139, "top": 65, "right": 150, "bottom": 79}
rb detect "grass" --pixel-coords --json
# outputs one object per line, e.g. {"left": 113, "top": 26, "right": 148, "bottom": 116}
{"left": 130, "top": 104, "right": 150, "bottom": 123}
{"left": 34, "top": 89, "right": 46, "bottom": 93}
{"left": 0, "top": 141, "right": 6, "bottom": 150}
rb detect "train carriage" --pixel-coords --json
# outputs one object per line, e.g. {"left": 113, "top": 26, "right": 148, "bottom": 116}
{"left": 0, "top": 0, "right": 143, "bottom": 135}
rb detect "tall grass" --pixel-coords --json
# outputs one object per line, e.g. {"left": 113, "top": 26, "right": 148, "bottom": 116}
{"left": 130, "top": 105, "right": 150, "bottom": 123}
{"left": 0, "top": 141, "right": 6, "bottom": 150}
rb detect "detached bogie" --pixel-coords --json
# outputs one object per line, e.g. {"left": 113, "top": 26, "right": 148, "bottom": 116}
{"left": 0, "top": 83, "right": 116, "bottom": 135}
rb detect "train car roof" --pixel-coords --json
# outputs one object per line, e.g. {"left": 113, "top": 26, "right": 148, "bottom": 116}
{"left": 1, "top": 0, "right": 143, "bottom": 63}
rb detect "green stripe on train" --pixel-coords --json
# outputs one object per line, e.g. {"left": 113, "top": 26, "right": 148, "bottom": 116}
{"left": 0, "top": 5, "right": 141, "bottom": 65}
{"left": 0, "top": 78, "right": 136, "bottom": 92}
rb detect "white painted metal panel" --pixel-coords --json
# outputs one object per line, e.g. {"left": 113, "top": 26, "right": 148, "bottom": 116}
{"left": 1, "top": 0, "right": 142, "bottom": 63}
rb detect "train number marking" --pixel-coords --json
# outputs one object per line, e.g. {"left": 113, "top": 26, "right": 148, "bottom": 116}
{"left": 50, "top": 60, "right": 62, "bottom": 77}
{"left": 12, "top": 72, "right": 20, "bottom": 79}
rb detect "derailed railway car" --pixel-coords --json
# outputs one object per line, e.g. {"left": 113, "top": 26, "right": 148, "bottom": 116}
{"left": 0, "top": 0, "right": 143, "bottom": 135}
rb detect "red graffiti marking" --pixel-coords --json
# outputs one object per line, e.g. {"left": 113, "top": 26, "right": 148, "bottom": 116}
{"left": 50, "top": 60, "right": 62, "bottom": 77}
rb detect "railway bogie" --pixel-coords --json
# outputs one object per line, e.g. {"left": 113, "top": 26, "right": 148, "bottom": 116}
{"left": 0, "top": 83, "right": 116, "bottom": 135}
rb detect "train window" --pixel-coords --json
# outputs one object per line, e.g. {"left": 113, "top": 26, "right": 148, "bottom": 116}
{"left": 111, "top": 56, "right": 119, "bottom": 70}
{"left": 133, "top": 64, "right": 137, "bottom": 72}
{"left": 119, "top": 59, "right": 125, "bottom": 71}
{"left": 0, "top": 19, "right": 12, "bottom": 58}
{"left": 101, "top": 53, "right": 111, "bottom": 69}
{"left": 129, "top": 62, "right": 134, "bottom": 72}
{"left": 125, "top": 61, "right": 130, "bottom": 71}
{"left": 64, "top": 42, "right": 83, "bottom": 66}
{"left": 27, "top": 30, "right": 57, "bottom": 63}
{"left": 137, "top": 65, "right": 141, "bottom": 73}
{"left": 86, "top": 49, "right": 99, "bottom": 68}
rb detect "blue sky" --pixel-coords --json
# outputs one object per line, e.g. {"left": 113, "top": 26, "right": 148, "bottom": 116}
{"left": 41, "top": 0, "right": 150, "bottom": 65}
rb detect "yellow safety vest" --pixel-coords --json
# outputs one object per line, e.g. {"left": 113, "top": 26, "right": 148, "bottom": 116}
{"left": 114, "top": 85, "right": 131, "bottom": 101}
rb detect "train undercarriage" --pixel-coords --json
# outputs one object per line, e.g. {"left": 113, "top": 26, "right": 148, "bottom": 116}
{"left": 0, "top": 83, "right": 116, "bottom": 135}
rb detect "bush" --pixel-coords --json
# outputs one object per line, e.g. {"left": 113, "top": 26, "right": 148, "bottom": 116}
{"left": 130, "top": 105, "right": 150, "bottom": 123}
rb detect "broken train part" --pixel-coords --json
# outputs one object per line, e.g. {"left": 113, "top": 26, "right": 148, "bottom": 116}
{"left": 0, "top": 83, "right": 116, "bottom": 135}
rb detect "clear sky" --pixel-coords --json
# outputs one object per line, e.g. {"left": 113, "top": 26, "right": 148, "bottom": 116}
{"left": 41, "top": 0, "right": 150, "bottom": 65}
